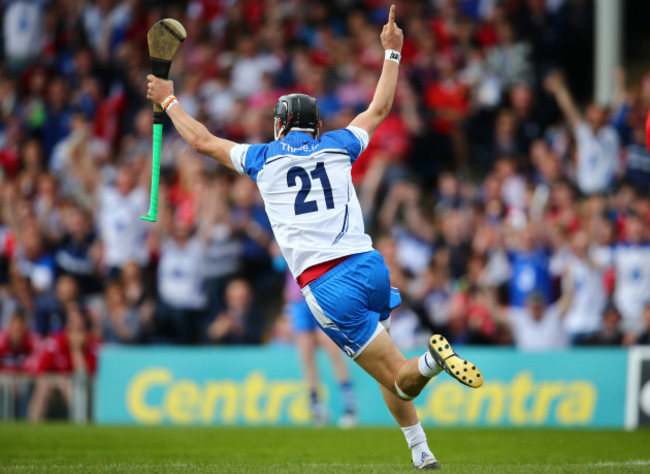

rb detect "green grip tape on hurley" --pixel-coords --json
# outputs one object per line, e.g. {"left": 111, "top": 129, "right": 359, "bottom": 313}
{"left": 141, "top": 122, "right": 163, "bottom": 222}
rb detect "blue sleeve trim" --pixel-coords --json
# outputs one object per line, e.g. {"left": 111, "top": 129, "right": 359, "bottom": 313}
{"left": 322, "top": 129, "right": 362, "bottom": 162}
{"left": 244, "top": 144, "right": 268, "bottom": 181}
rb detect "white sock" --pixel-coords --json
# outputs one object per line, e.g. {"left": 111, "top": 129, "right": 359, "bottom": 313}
{"left": 418, "top": 352, "right": 443, "bottom": 378}
{"left": 401, "top": 422, "right": 435, "bottom": 466}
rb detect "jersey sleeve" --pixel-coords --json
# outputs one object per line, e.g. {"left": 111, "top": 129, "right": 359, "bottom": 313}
{"left": 229, "top": 143, "right": 268, "bottom": 181}
{"left": 322, "top": 126, "right": 370, "bottom": 163}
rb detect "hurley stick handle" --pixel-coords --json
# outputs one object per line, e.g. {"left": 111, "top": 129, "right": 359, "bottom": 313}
{"left": 141, "top": 123, "right": 163, "bottom": 222}
{"left": 141, "top": 18, "right": 186, "bottom": 222}
{"left": 140, "top": 58, "right": 172, "bottom": 222}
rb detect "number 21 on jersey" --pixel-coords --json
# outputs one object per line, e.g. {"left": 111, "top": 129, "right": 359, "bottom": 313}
{"left": 287, "top": 161, "right": 334, "bottom": 215}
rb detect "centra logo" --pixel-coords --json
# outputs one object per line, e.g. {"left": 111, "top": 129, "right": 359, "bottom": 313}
{"left": 416, "top": 371, "right": 597, "bottom": 426}
{"left": 125, "top": 368, "right": 321, "bottom": 425}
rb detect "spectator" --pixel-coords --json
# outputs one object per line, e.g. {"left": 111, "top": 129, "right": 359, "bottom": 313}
{"left": 97, "top": 166, "right": 149, "bottom": 276}
{"left": 2, "top": 0, "right": 46, "bottom": 74}
{"left": 418, "top": 261, "right": 453, "bottom": 332}
{"left": 378, "top": 181, "right": 435, "bottom": 276}
{"left": 0, "top": 308, "right": 38, "bottom": 418}
{"left": 503, "top": 225, "right": 552, "bottom": 308}
{"left": 497, "top": 288, "right": 573, "bottom": 352}
{"left": 95, "top": 281, "right": 145, "bottom": 344}
{"left": 389, "top": 305, "right": 429, "bottom": 351}
{"left": 120, "top": 261, "right": 155, "bottom": 333}
{"left": 625, "top": 106, "right": 650, "bottom": 194}
{"left": 54, "top": 204, "right": 101, "bottom": 296}
{"left": 198, "top": 180, "right": 242, "bottom": 317}
{"left": 509, "top": 84, "right": 548, "bottom": 157}
{"left": 14, "top": 230, "right": 55, "bottom": 296}
{"left": 155, "top": 217, "right": 207, "bottom": 344}
{"left": 545, "top": 71, "right": 620, "bottom": 195}
{"left": 444, "top": 288, "right": 490, "bottom": 345}
{"left": 206, "top": 278, "right": 264, "bottom": 345}
{"left": 486, "top": 21, "right": 534, "bottom": 90}
{"left": 230, "top": 37, "right": 281, "bottom": 98}
{"left": 229, "top": 176, "right": 274, "bottom": 287}
{"left": 424, "top": 55, "right": 469, "bottom": 167}
{"left": 33, "top": 274, "right": 80, "bottom": 337}
{"left": 594, "top": 213, "right": 650, "bottom": 337}
{"left": 515, "top": 0, "right": 558, "bottom": 76}
{"left": 553, "top": 230, "right": 606, "bottom": 344}
{"left": 636, "top": 303, "right": 650, "bottom": 345}
{"left": 0, "top": 309, "right": 38, "bottom": 373}
{"left": 582, "top": 303, "right": 625, "bottom": 346}
{"left": 27, "top": 306, "right": 99, "bottom": 420}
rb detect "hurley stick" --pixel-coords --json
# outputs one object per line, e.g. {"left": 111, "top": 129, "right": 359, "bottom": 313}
{"left": 141, "top": 18, "right": 187, "bottom": 222}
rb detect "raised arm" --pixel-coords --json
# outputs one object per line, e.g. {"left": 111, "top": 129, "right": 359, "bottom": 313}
{"left": 349, "top": 5, "right": 403, "bottom": 139}
{"left": 146, "top": 75, "right": 237, "bottom": 170}
{"left": 544, "top": 71, "right": 581, "bottom": 130}
{"left": 556, "top": 267, "right": 576, "bottom": 318}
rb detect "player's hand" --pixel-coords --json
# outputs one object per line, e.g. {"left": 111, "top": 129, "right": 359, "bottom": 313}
{"left": 381, "top": 5, "right": 403, "bottom": 52}
{"left": 146, "top": 74, "right": 175, "bottom": 105}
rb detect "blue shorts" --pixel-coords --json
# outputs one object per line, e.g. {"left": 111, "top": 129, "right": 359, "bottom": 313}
{"left": 288, "top": 300, "right": 319, "bottom": 333}
{"left": 300, "top": 250, "right": 402, "bottom": 358}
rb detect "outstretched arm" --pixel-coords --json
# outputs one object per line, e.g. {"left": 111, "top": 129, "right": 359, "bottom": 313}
{"left": 544, "top": 71, "right": 581, "bottom": 130}
{"left": 146, "top": 75, "right": 237, "bottom": 170}
{"left": 349, "top": 5, "right": 404, "bottom": 139}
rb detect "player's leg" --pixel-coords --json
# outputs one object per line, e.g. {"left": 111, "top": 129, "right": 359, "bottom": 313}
{"left": 316, "top": 329, "right": 357, "bottom": 427}
{"left": 379, "top": 328, "right": 438, "bottom": 468}
{"left": 360, "top": 250, "right": 482, "bottom": 397}
{"left": 355, "top": 330, "right": 440, "bottom": 469}
{"left": 295, "top": 331, "right": 318, "bottom": 393}
{"left": 357, "top": 329, "right": 482, "bottom": 398}
{"left": 291, "top": 301, "right": 327, "bottom": 424}
{"left": 355, "top": 329, "right": 439, "bottom": 396}
{"left": 378, "top": 383, "right": 439, "bottom": 468}
{"left": 303, "top": 306, "right": 440, "bottom": 468}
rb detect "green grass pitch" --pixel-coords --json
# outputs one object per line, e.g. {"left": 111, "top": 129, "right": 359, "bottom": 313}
{"left": 1, "top": 424, "right": 649, "bottom": 472}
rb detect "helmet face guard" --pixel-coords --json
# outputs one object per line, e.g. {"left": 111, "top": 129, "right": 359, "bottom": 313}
{"left": 273, "top": 94, "right": 320, "bottom": 140}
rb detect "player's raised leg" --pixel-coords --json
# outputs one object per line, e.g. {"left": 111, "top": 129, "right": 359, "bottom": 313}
{"left": 394, "top": 334, "right": 484, "bottom": 398}
{"left": 357, "top": 330, "right": 483, "bottom": 398}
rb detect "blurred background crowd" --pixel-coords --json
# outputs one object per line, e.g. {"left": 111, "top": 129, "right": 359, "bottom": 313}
{"left": 2, "top": 0, "right": 650, "bottom": 394}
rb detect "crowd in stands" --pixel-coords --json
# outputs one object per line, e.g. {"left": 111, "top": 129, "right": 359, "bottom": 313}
{"left": 1, "top": 0, "right": 650, "bottom": 399}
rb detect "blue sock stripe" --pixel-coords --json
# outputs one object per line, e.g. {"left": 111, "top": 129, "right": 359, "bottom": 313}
{"left": 424, "top": 353, "right": 435, "bottom": 371}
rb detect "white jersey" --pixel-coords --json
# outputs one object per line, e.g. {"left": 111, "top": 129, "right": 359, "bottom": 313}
{"left": 508, "top": 305, "right": 568, "bottom": 352}
{"left": 561, "top": 255, "right": 605, "bottom": 334}
{"left": 231, "top": 126, "right": 373, "bottom": 278}
{"left": 97, "top": 186, "right": 149, "bottom": 268}
{"left": 594, "top": 243, "right": 650, "bottom": 331}
{"left": 158, "top": 237, "right": 207, "bottom": 310}
{"left": 574, "top": 122, "right": 619, "bottom": 195}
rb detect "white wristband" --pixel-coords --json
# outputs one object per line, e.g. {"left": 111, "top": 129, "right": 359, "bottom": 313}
{"left": 161, "top": 95, "right": 179, "bottom": 113}
{"left": 165, "top": 99, "right": 179, "bottom": 113}
{"left": 385, "top": 49, "right": 401, "bottom": 64}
